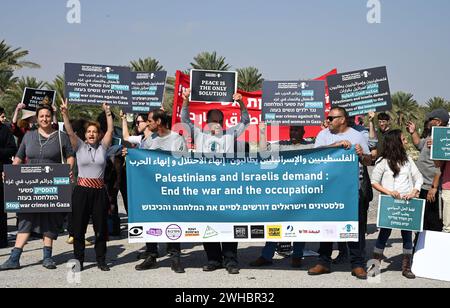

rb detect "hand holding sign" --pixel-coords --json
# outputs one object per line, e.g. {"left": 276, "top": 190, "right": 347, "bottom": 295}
{"left": 389, "top": 190, "right": 401, "bottom": 199}
{"left": 182, "top": 88, "right": 191, "bottom": 105}
{"left": 15, "top": 102, "right": 26, "bottom": 112}
{"left": 233, "top": 93, "right": 243, "bottom": 103}
{"left": 189, "top": 70, "right": 237, "bottom": 103}
{"left": 403, "top": 190, "right": 420, "bottom": 201}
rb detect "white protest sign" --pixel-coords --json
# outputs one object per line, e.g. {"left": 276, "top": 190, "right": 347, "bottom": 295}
{"left": 412, "top": 231, "right": 450, "bottom": 282}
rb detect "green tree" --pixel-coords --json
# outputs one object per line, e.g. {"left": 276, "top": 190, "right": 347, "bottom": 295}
{"left": 425, "top": 97, "right": 450, "bottom": 112}
{"left": 0, "top": 76, "right": 45, "bottom": 116}
{"left": 130, "top": 57, "right": 164, "bottom": 72}
{"left": 0, "top": 40, "right": 40, "bottom": 94}
{"left": 389, "top": 92, "right": 420, "bottom": 127}
{"left": 237, "top": 67, "right": 263, "bottom": 92}
{"left": 190, "top": 51, "right": 231, "bottom": 71}
{"left": 0, "top": 71, "right": 16, "bottom": 94}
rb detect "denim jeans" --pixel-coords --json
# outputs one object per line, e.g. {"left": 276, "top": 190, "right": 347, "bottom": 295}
{"left": 375, "top": 228, "right": 413, "bottom": 252}
{"left": 261, "top": 242, "right": 305, "bottom": 260}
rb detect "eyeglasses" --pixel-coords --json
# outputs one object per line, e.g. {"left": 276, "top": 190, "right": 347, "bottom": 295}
{"left": 327, "top": 116, "right": 344, "bottom": 122}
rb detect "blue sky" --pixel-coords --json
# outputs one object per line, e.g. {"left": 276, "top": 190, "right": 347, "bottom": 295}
{"left": 1, "top": 0, "right": 449, "bottom": 104}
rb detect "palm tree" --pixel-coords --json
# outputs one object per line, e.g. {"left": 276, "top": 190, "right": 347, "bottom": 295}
{"left": 237, "top": 67, "right": 263, "bottom": 92}
{"left": 425, "top": 97, "right": 450, "bottom": 112}
{"left": 389, "top": 92, "right": 420, "bottom": 127}
{"left": 0, "top": 71, "right": 16, "bottom": 94}
{"left": 0, "top": 40, "right": 40, "bottom": 95}
{"left": 130, "top": 57, "right": 164, "bottom": 72}
{"left": 0, "top": 76, "right": 46, "bottom": 116}
{"left": 47, "top": 75, "right": 65, "bottom": 103}
{"left": 0, "top": 40, "right": 40, "bottom": 71}
{"left": 190, "top": 51, "right": 231, "bottom": 71}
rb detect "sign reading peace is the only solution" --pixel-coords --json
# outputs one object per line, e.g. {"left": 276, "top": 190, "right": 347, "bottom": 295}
{"left": 189, "top": 69, "right": 237, "bottom": 103}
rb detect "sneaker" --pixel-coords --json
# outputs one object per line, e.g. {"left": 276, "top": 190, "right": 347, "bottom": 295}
{"left": 136, "top": 251, "right": 156, "bottom": 260}
{"left": 42, "top": 258, "right": 57, "bottom": 270}
{"left": 226, "top": 265, "right": 240, "bottom": 275}
{"left": 171, "top": 257, "right": 185, "bottom": 274}
{"left": 203, "top": 263, "right": 223, "bottom": 272}
{"left": 0, "top": 258, "right": 21, "bottom": 271}
{"left": 135, "top": 256, "right": 158, "bottom": 271}
{"left": 97, "top": 261, "right": 110, "bottom": 272}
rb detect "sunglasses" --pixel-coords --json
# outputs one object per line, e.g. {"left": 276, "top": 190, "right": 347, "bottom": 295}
{"left": 327, "top": 116, "right": 344, "bottom": 122}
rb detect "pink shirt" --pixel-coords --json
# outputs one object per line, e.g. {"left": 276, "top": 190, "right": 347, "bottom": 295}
{"left": 442, "top": 162, "right": 450, "bottom": 190}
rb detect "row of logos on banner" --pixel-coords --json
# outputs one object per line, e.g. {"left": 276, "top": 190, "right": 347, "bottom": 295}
{"left": 127, "top": 222, "right": 360, "bottom": 243}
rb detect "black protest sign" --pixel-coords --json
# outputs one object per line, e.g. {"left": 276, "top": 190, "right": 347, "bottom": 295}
{"left": 65, "top": 63, "right": 131, "bottom": 107}
{"left": 125, "top": 71, "right": 167, "bottom": 113}
{"left": 21, "top": 88, "right": 56, "bottom": 111}
{"left": 189, "top": 70, "right": 237, "bottom": 103}
{"left": 327, "top": 66, "right": 391, "bottom": 116}
{"left": 262, "top": 80, "right": 326, "bottom": 126}
{"left": 3, "top": 164, "right": 72, "bottom": 213}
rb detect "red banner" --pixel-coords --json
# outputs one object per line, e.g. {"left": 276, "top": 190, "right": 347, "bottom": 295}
{"left": 171, "top": 69, "right": 337, "bottom": 142}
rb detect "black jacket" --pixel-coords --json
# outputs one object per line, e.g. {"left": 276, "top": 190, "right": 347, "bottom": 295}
{"left": 0, "top": 123, "right": 17, "bottom": 172}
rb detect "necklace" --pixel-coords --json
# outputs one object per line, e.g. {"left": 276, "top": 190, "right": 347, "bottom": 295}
{"left": 38, "top": 131, "right": 56, "bottom": 155}
{"left": 88, "top": 146, "right": 98, "bottom": 163}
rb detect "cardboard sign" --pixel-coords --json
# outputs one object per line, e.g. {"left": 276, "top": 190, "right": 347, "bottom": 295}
{"left": 3, "top": 164, "right": 72, "bottom": 213}
{"left": 413, "top": 231, "right": 450, "bottom": 282}
{"left": 327, "top": 66, "right": 391, "bottom": 116}
{"left": 262, "top": 80, "right": 325, "bottom": 126}
{"left": 431, "top": 127, "right": 450, "bottom": 161}
{"left": 21, "top": 88, "right": 56, "bottom": 111}
{"left": 377, "top": 195, "right": 425, "bottom": 232}
{"left": 189, "top": 70, "right": 237, "bottom": 103}
{"left": 65, "top": 63, "right": 131, "bottom": 107}
{"left": 126, "top": 71, "right": 167, "bottom": 113}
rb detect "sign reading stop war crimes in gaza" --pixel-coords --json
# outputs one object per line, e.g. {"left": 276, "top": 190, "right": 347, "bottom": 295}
{"left": 21, "top": 88, "right": 56, "bottom": 111}
{"left": 3, "top": 164, "right": 72, "bottom": 213}
{"left": 65, "top": 63, "right": 131, "bottom": 107}
{"left": 189, "top": 69, "right": 237, "bottom": 103}
{"left": 127, "top": 71, "right": 167, "bottom": 113}
{"left": 262, "top": 80, "right": 325, "bottom": 126}
{"left": 127, "top": 147, "right": 359, "bottom": 243}
{"left": 327, "top": 66, "right": 391, "bottom": 116}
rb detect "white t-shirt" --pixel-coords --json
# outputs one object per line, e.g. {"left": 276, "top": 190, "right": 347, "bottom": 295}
{"left": 371, "top": 157, "right": 423, "bottom": 195}
{"left": 314, "top": 127, "right": 370, "bottom": 154}
{"left": 315, "top": 127, "right": 370, "bottom": 185}
{"left": 142, "top": 131, "right": 187, "bottom": 153}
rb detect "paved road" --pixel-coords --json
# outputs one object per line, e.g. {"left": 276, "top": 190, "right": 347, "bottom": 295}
{"left": 1, "top": 190, "right": 450, "bottom": 288}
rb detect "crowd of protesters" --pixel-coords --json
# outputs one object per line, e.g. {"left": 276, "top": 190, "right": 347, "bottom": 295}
{"left": 0, "top": 94, "right": 449, "bottom": 281}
